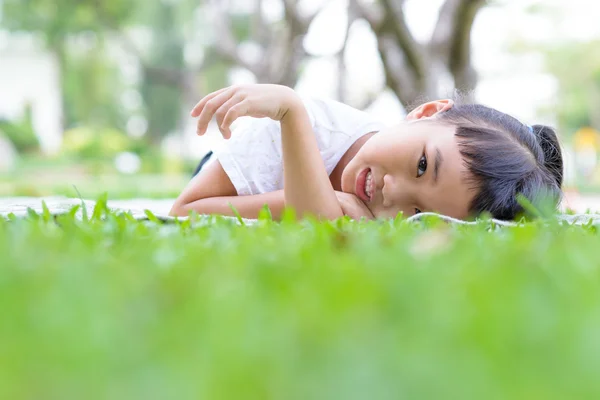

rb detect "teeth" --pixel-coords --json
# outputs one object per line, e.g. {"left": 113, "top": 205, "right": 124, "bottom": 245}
{"left": 365, "top": 171, "right": 372, "bottom": 199}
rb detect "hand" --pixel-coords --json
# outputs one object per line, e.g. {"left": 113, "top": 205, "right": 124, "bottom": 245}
{"left": 335, "top": 191, "right": 374, "bottom": 221}
{"left": 190, "top": 84, "right": 302, "bottom": 138}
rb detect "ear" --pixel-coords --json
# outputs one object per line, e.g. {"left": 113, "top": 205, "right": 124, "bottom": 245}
{"left": 406, "top": 99, "right": 454, "bottom": 121}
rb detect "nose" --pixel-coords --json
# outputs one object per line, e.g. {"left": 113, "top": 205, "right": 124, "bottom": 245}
{"left": 382, "top": 173, "right": 413, "bottom": 208}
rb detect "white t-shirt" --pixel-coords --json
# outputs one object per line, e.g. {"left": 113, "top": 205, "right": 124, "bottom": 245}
{"left": 211, "top": 96, "right": 387, "bottom": 196}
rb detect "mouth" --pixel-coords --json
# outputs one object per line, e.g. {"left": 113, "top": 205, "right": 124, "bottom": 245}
{"left": 355, "top": 168, "right": 373, "bottom": 203}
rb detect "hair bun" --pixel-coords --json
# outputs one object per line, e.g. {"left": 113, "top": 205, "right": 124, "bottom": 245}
{"left": 531, "top": 124, "right": 563, "bottom": 188}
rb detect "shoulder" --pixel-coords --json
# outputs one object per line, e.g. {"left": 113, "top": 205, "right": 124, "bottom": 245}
{"left": 300, "top": 95, "right": 385, "bottom": 136}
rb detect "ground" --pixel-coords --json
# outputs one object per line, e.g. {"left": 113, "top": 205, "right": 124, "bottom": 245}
{"left": 1, "top": 206, "right": 600, "bottom": 399}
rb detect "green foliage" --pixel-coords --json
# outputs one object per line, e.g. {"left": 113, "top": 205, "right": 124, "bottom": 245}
{"left": 0, "top": 0, "right": 258, "bottom": 147}
{"left": 2, "top": 0, "right": 135, "bottom": 134}
{"left": 138, "top": 1, "right": 186, "bottom": 144}
{"left": 0, "top": 105, "right": 40, "bottom": 153}
{"left": 1, "top": 210, "right": 600, "bottom": 399}
{"left": 61, "top": 126, "right": 138, "bottom": 159}
{"left": 140, "top": 79, "right": 182, "bottom": 144}
{"left": 542, "top": 40, "right": 600, "bottom": 135}
{"left": 62, "top": 42, "right": 126, "bottom": 130}
{"left": 200, "top": 56, "right": 233, "bottom": 93}
{"left": 229, "top": 13, "right": 253, "bottom": 42}
{"left": 1, "top": 0, "right": 136, "bottom": 41}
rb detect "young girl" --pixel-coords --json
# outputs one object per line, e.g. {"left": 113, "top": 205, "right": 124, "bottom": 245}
{"left": 169, "top": 84, "right": 563, "bottom": 221}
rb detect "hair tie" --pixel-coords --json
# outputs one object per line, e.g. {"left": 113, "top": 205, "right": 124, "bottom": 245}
{"left": 528, "top": 125, "right": 534, "bottom": 134}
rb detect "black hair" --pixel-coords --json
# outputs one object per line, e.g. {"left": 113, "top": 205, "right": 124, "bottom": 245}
{"left": 435, "top": 104, "right": 563, "bottom": 220}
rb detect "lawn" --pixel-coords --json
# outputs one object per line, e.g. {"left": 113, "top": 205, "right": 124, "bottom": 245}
{"left": 0, "top": 155, "right": 193, "bottom": 199}
{"left": 1, "top": 206, "right": 600, "bottom": 399}
{"left": 0, "top": 172, "right": 190, "bottom": 199}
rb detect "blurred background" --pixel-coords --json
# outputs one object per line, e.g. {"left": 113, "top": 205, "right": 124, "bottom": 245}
{"left": 1, "top": 0, "right": 599, "bottom": 210}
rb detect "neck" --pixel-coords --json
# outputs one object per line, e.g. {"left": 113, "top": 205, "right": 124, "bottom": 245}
{"left": 330, "top": 131, "right": 377, "bottom": 191}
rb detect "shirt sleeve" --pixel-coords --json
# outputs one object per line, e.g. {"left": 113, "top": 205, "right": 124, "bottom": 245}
{"left": 303, "top": 97, "right": 387, "bottom": 174}
{"left": 212, "top": 113, "right": 314, "bottom": 196}
{"left": 212, "top": 97, "right": 385, "bottom": 196}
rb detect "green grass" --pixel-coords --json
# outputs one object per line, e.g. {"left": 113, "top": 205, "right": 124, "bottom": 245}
{"left": 1, "top": 207, "right": 600, "bottom": 399}
{"left": 0, "top": 154, "right": 194, "bottom": 198}
{"left": 0, "top": 173, "right": 189, "bottom": 199}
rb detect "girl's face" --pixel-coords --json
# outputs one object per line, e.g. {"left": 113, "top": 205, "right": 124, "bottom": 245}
{"left": 340, "top": 101, "right": 475, "bottom": 219}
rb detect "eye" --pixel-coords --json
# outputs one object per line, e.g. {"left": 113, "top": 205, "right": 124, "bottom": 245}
{"left": 414, "top": 208, "right": 422, "bottom": 215}
{"left": 417, "top": 154, "right": 427, "bottom": 178}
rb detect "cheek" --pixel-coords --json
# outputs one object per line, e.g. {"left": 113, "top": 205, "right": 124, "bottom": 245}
{"left": 358, "top": 139, "right": 392, "bottom": 163}
{"left": 341, "top": 145, "right": 378, "bottom": 193}
{"left": 341, "top": 157, "right": 360, "bottom": 193}
{"left": 369, "top": 135, "right": 407, "bottom": 162}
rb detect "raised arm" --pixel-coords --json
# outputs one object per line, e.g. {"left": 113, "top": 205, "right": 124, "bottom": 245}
{"left": 279, "top": 98, "right": 343, "bottom": 219}
{"left": 189, "top": 84, "right": 343, "bottom": 220}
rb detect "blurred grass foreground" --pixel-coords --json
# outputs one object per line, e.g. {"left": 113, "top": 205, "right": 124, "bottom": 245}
{"left": 2, "top": 206, "right": 600, "bottom": 399}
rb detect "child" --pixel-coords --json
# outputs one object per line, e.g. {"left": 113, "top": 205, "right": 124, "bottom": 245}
{"left": 169, "top": 84, "right": 563, "bottom": 221}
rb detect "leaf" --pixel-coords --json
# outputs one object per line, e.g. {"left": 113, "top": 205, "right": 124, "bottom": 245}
{"left": 73, "top": 185, "right": 88, "bottom": 221}
{"left": 228, "top": 203, "right": 245, "bottom": 226}
{"left": 41, "top": 200, "right": 52, "bottom": 222}
{"left": 123, "top": 211, "right": 137, "bottom": 222}
{"left": 68, "top": 204, "right": 81, "bottom": 219}
{"left": 179, "top": 218, "right": 191, "bottom": 230}
{"left": 258, "top": 204, "right": 273, "bottom": 221}
{"left": 144, "top": 209, "right": 161, "bottom": 223}
{"left": 91, "top": 192, "right": 109, "bottom": 221}
{"left": 26, "top": 207, "right": 39, "bottom": 220}
{"left": 516, "top": 194, "right": 543, "bottom": 219}
{"left": 280, "top": 207, "right": 297, "bottom": 224}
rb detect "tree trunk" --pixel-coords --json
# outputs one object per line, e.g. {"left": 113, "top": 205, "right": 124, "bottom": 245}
{"left": 353, "top": 0, "right": 485, "bottom": 109}
{"left": 50, "top": 39, "right": 68, "bottom": 131}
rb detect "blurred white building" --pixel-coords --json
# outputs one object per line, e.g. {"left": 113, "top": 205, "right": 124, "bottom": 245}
{"left": 0, "top": 33, "right": 62, "bottom": 154}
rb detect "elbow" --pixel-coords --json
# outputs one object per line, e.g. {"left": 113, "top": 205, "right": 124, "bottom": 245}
{"left": 168, "top": 201, "right": 188, "bottom": 217}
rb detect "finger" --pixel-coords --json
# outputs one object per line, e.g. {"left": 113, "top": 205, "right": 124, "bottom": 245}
{"left": 221, "top": 100, "right": 250, "bottom": 139}
{"left": 196, "top": 89, "right": 236, "bottom": 135}
{"left": 190, "top": 87, "right": 229, "bottom": 118}
{"left": 215, "top": 94, "right": 244, "bottom": 135}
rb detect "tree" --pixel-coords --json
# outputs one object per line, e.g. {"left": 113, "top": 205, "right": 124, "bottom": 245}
{"left": 350, "top": 0, "right": 486, "bottom": 108}
{"left": 209, "top": 0, "right": 325, "bottom": 88}
{"left": 118, "top": 0, "right": 326, "bottom": 143}
{"left": 542, "top": 40, "right": 600, "bottom": 135}
{"left": 1, "top": 0, "right": 201, "bottom": 144}
{"left": 1, "top": 0, "right": 489, "bottom": 147}
{"left": 212, "top": 0, "right": 487, "bottom": 109}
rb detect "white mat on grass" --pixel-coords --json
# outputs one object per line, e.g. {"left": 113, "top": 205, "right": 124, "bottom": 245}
{"left": 1, "top": 196, "right": 599, "bottom": 227}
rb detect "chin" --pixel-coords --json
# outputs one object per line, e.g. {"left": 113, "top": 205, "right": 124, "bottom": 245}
{"left": 339, "top": 172, "right": 350, "bottom": 193}
{"left": 371, "top": 208, "right": 394, "bottom": 219}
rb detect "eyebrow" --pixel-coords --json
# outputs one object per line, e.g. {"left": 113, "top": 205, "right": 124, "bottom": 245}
{"left": 433, "top": 148, "right": 443, "bottom": 185}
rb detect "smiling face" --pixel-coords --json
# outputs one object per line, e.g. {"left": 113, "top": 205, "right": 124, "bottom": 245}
{"left": 340, "top": 102, "right": 477, "bottom": 219}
